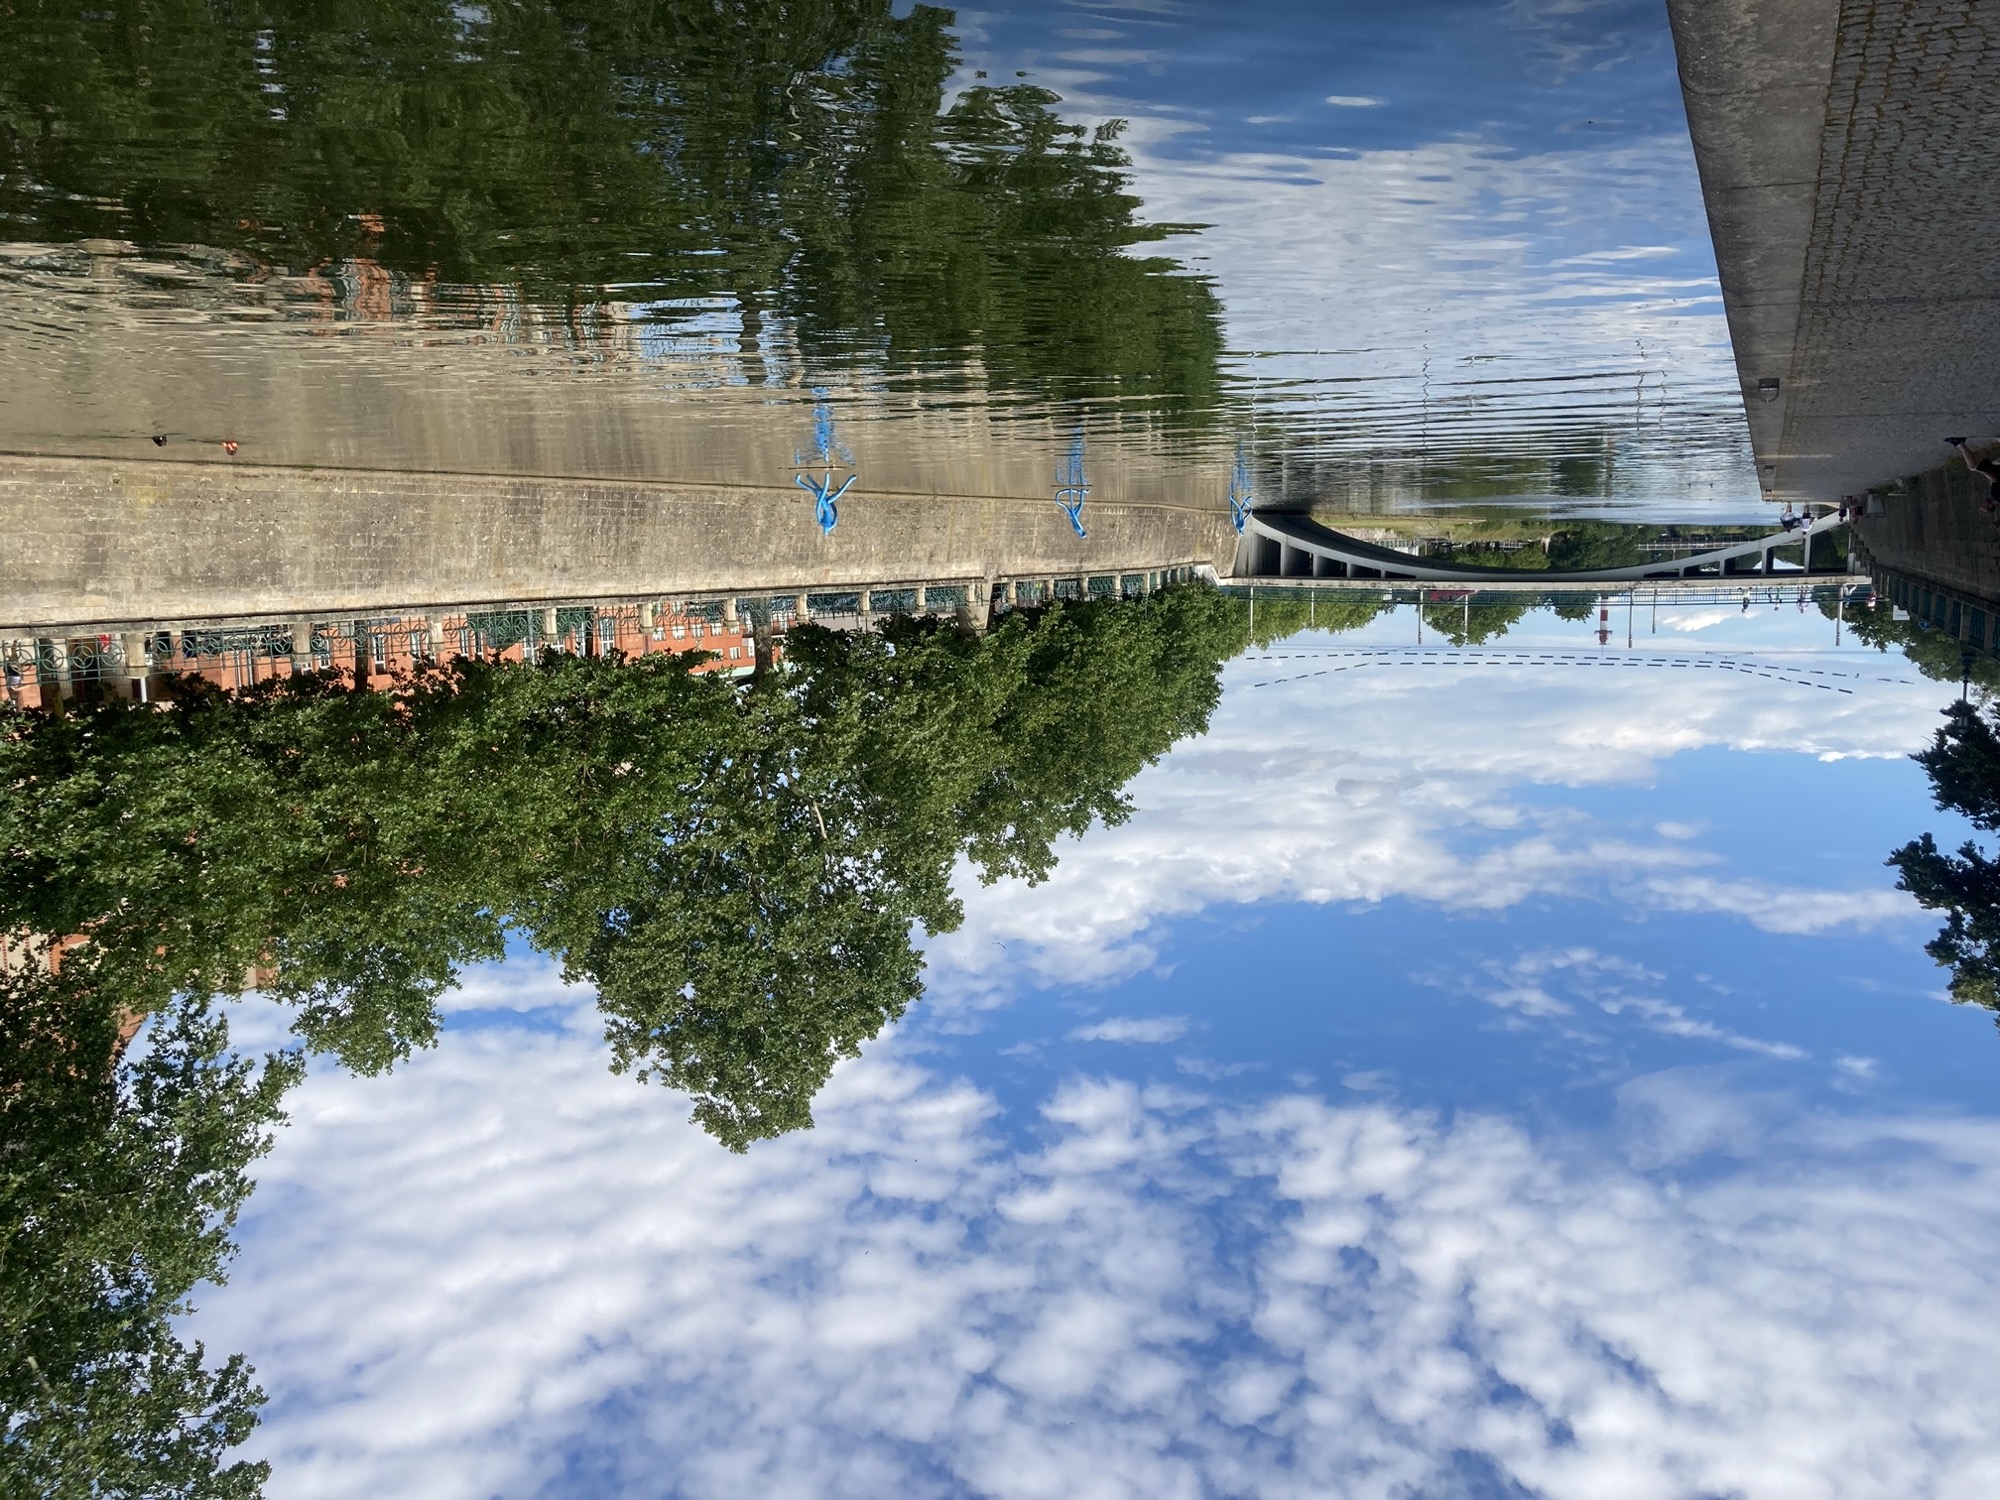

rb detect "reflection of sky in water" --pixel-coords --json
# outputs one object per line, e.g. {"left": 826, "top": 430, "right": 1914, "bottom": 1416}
{"left": 952, "top": 0, "right": 1749, "bottom": 513}
{"left": 0, "top": 0, "right": 1751, "bottom": 515}
{"left": 196, "top": 603, "right": 2000, "bottom": 1499}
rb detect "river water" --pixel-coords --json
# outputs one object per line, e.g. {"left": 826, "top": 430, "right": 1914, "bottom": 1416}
{"left": 2, "top": 5, "right": 1995, "bottom": 1499}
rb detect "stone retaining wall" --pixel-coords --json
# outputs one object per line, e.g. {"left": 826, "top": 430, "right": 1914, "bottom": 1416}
{"left": 0, "top": 455, "right": 1234, "bottom": 629}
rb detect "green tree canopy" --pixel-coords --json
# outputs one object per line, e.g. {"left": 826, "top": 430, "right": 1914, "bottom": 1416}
{"left": 0, "top": 586, "right": 1248, "bottom": 1149}
{"left": 0, "top": 980, "right": 298, "bottom": 1500}
{"left": 1889, "top": 698, "right": 2000, "bottom": 1014}
{"left": 0, "top": 585, "right": 1249, "bottom": 1490}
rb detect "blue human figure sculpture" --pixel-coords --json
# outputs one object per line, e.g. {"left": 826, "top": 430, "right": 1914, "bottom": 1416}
{"left": 1055, "top": 425, "right": 1089, "bottom": 538}
{"left": 795, "top": 388, "right": 857, "bottom": 535}
{"left": 1229, "top": 447, "right": 1254, "bottom": 533}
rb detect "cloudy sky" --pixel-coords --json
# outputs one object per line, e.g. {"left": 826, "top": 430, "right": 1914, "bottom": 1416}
{"left": 193, "top": 602, "right": 2000, "bottom": 1499}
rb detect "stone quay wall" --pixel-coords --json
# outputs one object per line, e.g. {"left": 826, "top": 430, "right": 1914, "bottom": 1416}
{"left": 0, "top": 455, "right": 1235, "bottom": 630}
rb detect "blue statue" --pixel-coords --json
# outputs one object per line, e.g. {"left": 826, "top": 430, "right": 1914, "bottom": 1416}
{"left": 795, "top": 388, "right": 857, "bottom": 534}
{"left": 796, "top": 470, "right": 855, "bottom": 534}
{"left": 1229, "top": 445, "right": 1254, "bottom": 533}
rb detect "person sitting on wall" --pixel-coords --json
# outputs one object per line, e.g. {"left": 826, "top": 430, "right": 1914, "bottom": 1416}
{"left": 1947, "top": 438, "right": 2000, "bottom": 514}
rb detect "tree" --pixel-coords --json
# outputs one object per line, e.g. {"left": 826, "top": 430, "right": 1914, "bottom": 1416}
{"left": 0, "top": 585, "right": 1250, "bottom": 1148}
{"left": 0, "top": 976, "right": 300, "bottom": 1500}
{"left": 1419, "top": 596, "right": 1533, "bottom": 646}
{"left": 0, "top": 585, "right": 1256, "bottom": 1483}
{"left": 1889, "top": 699, "right": 2000, "bottom": 1014}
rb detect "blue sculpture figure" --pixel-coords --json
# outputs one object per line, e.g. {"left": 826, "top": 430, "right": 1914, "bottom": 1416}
{"left": 1229, "top": 446, "right": 1254, "bottom": 533}
{"left": 1055, "top": 425, "right": 1089, "bottom": 538}
{"left": 795, "top": 388, "right": 857, "bottom": 534}
{"left": 796, "top": 470, "right": 855, "bottom": 534}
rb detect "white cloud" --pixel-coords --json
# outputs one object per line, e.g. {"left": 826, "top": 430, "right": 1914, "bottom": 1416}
{"left": 1467, "top": 947, "right": 1806, "bottom": 1057}
{"left": 1637, "top": 875, "right": 1912, "bottom": 935}
{"left": 1069, "top": 1016, "right": 1192, "bottom": 1044}
{"left": 923, "top": 644, "right": 1939, "bottom": 1005}
{"left": 1663, "top": 607, "right": 1738, "bottom": 633}
{"left": 199, "top": 1001, "right": 2000, "bottom": 1500}
{"left": 1323, "top": 94, "right": 1384, "bottom": 107}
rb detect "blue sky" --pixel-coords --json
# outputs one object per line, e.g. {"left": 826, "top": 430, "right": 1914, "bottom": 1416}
{"left": 193, "top": 601, "right": 2000, "bottom": 1498}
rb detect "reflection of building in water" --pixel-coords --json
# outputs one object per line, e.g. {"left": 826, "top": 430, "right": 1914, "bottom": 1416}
{"left": 0, "top": 246, "right": 1230, "bottom": 507}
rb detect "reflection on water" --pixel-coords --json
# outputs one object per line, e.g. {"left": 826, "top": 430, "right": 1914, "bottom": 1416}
{"left": 0, "top": 0, "right": 1748, "bottom": 515}
{"left": 6, "top": 0, "right": 2000, "bottom": 1496}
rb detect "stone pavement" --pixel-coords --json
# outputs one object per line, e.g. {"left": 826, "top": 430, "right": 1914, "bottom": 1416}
{"left": 1668, "top": 0, "right": 2000, "bottom": 504}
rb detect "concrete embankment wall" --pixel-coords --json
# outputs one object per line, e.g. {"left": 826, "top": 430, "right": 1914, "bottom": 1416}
{"left": 1667, "top": 0, "right": 2000, "bottom": 505}
{"left": 1854, "top": 464, "right": 2000, "bottom": 604}
{"left": 0, "top": 455, "right": 1234, "bottom": 630}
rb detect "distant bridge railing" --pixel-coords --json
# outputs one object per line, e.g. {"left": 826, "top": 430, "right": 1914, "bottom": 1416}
{"left": 1232, "top": 511, "right": 1861, "bottom": 587}
{"left": 2, "top": 564, "right": 1217, "bottom": 709}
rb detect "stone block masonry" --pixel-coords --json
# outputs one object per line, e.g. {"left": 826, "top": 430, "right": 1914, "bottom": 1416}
{"left": 1668, "top": 0, "right": 2000, "bottom": 504}
{"left": 0, "top": 455, "right": 1235, "bottom": 631}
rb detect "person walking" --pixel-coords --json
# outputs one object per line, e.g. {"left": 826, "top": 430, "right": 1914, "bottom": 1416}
{"left": 1947, "top": 438, "right": 2000, "bottom": 514}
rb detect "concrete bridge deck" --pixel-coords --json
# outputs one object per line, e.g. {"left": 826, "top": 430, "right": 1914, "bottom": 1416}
{"left": 1668, "top": 0, "right": 2000, "bottom": 505}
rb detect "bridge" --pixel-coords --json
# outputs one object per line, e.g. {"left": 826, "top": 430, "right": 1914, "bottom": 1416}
{"left": 1232, "top": 510, "right": 1866, "bottom": 589}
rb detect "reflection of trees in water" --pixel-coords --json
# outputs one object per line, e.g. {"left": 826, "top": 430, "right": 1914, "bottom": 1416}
{"left": 0, "top": 0, "right": 1223, "bottom": 414}
{"left": 0, "top": 585, "right": 1254, "bottom": 1488}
